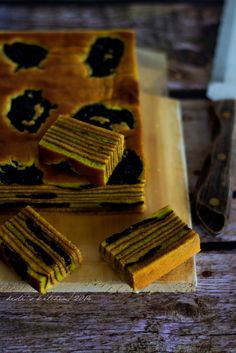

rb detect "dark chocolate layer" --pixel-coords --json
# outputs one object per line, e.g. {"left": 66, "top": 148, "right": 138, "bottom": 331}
{"left": 3, "top": 42, "right": 48, "bottom": 70}
{"left": 26, "top": 218, "right": 72, "bottom": 266}
{"left": 73, "top": 103, "right": 135, "bottom": 132}
{"left": 85, "top": 37, "right": 124, "bottom": 77}
{"left": 7, "top": 89, "right": 57, "bottom": 133}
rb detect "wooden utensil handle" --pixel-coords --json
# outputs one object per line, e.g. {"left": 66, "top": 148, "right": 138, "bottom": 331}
{"left": 194, "top": 100, "right": 235, "bottom": 234}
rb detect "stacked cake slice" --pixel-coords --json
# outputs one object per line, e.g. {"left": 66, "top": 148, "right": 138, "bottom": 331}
{"left": 39, "top": 116, "right": 124, "bottom": 186}
{"left": 0, "top": 206, "right": 82, "bottom": 293}
{"left": 100, "top": 206, "right": 200, "bottom": 290}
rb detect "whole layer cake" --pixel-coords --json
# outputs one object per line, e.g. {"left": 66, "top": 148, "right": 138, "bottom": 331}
{"left": 0, "top": 30, "right": 145, "bottom": 211}
{"left": 0, "top": 205, "right": 82, "bottom": 294}
{"left": 99, "top": 206, "right": 200, "bottom": 290}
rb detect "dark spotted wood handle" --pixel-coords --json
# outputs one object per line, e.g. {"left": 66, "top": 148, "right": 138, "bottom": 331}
{"left": 194, "top": 100, "right": 236, "bottom": 234}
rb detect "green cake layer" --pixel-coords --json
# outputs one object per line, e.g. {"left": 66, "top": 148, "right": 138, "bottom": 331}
{"left": 0, "top": 205, "right": 82, "bottom": 294}
{"left": 0, "top": 183, "right": 145, "bottom": 212}
{"left": 100, "top": 205, "right": 200, "bottom": 290}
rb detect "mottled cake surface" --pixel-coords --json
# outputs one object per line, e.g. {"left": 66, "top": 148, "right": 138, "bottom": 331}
{"left": 0, "top": 30, "right": 145, "bottom": 211}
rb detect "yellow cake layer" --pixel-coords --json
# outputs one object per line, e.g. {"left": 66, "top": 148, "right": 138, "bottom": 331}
{"left": 100, "top": 206, "right": 200, "bottom": 290}
{"left": 0, "top": 206, "right": 82, "bottom": 294}
{"left": 39, "top": 116, "right": 124, "bottom": 186}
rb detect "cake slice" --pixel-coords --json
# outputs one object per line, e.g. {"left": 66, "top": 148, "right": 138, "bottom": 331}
{"left": 0, "top": 205, "right": 82, "bottom": 294}
{"left": 99, "top": 206, "right": 200, "bottom": 290}
{"left": 39, "top": 115, "right": 125, "bottom": 186}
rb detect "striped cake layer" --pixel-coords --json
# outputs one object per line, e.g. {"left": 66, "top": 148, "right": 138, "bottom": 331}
{"left": 0, "top": 205, "right": 82, "bottom": 294}
{"left": 100, "top": 206, "right": 200, "bottom": 290}
{"left": 39, "top": 116, "right": 124, "bottom": 186}
{"left": 0, "top": 183, "right": 145, "bottom": 212}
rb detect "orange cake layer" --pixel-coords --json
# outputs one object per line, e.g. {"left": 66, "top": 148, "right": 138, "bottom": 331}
{"left": 0, "top": 30, "right": 138, "bottom": 84}
{"left": 0, "top": 206, "right": 82, "bottom": 294}
{"left": 100, "top": 206, "right": 200, "bottom": 290}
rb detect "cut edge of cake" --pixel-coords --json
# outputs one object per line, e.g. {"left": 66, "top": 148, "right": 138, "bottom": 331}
{"left": 0, "top": 205, "right": 82, "bottom": 294}
{"left": 38, "top": 115, "right": 125, "bottom": 186}
{"left": 99, "top": 205, "right": 201, "bottom": 291}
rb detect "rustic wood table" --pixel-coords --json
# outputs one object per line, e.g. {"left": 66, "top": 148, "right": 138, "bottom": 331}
{"left": 1, "top": 2, "right": 236, "bottom": 353}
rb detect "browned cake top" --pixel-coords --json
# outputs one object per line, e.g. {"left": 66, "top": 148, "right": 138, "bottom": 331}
{"left": 0, "top": 30, "right": 145, "bottom": 211}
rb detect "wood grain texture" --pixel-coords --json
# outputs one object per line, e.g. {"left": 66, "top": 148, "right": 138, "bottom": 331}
{"left": 0, "top": 252, "right": 235, "bottom": 353}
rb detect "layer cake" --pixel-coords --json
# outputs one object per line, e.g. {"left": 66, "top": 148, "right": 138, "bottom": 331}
{"left": 0, "top": 205, "right": 82, "bottom": 293}
{"left": 99, "top": 206, "right": 200, "bottom": 290}
{"left": 0, "top": 30, "right": 145, "bottom": 211}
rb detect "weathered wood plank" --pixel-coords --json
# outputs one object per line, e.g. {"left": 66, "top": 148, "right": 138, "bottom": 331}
{"left": 0, "top": 252, "right": 235, "bottom": 353}
{"left": 201, "top": 241, "right": 236, "bottom": 251}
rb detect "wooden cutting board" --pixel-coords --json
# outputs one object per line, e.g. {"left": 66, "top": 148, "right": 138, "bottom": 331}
{"left": 0, "top": 51, "right": 196, "bottom": 293}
